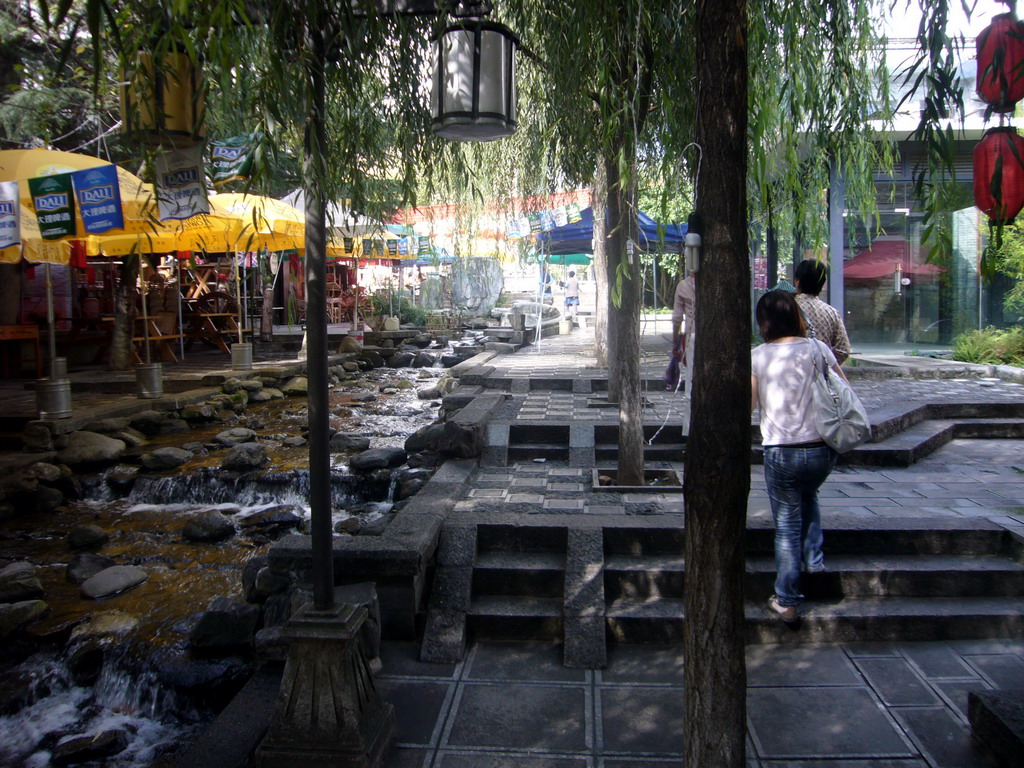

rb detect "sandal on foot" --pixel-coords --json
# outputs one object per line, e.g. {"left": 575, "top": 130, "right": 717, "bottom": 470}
{"left": 767, "top": 595, "right": 799, "bottom": 624}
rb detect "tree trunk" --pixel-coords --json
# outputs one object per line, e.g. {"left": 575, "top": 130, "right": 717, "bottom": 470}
{"left": 592, "top": 160, "right": 609, "bottom": 367}
{"left": 607, "top": 145, "right": 644, "bottom": 487}
{"left": 604, "top": 153, "right": 621, "bottom": 403}
{"left": 684, "top": 2, "right": 750, "bottom": 767}
{"left": 109, "top": 260, "right": 139, "bottom": 371}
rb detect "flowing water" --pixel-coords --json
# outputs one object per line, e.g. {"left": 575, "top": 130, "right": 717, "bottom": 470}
{"left": 0, "top": 363, "right": 450, "bottom": 767}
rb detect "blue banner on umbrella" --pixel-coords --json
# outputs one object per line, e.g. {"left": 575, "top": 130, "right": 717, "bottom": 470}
{"left": 72, "top": 165, "right": 124, "bottom": 234}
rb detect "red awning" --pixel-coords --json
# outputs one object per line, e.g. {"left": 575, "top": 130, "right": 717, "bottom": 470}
{"left": 844, "top": 240, "right": 945, "bottom": 280}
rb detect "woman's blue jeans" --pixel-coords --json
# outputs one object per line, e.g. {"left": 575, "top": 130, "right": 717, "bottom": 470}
{"left": 763, "top": 443, "right": 838, "bottom": 607}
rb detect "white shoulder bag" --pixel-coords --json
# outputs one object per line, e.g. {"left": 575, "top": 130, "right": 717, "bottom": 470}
{"left": 808, "top": 339, "right": 870, "bottom": 453}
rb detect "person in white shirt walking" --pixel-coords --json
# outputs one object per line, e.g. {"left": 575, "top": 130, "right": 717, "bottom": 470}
{"left": 563, "top": 271, "right": 580, "bottom": 319}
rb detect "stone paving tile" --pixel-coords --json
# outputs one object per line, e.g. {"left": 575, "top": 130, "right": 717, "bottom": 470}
{"left": 585, "top": 504, "right": 626, "bottom": 515}
{"left": 598, "top": 686, "right": 683, "bottom": 755}
{"left": 507, "top": 493, "right": 544, "bottom": 504}
{"left": 469, "top": 489, "right": 507, "bottom": 498}
{"left": 746, "top": 645, "right": 861, "bottom": 687}
{"left": 747, "top": 687, "right": 917, "bottom": 760}
{"left": 443, "top": 682, "right": 589, "bottom": 752}
{"left": 889, "top": 707, "right": 991, "bottom": 768}
{"left": 465, "top": 642, "right": 586, "bottom": 683}
{"left": 378, "top": 679, "right": 455, "bottom": 746}
{"left": 930, "top": 680, "right": 992, "bottom": 721}
{"left": 545, "top": 499, "right": 586, "bottom": 511}
{"left": 899, "top": 644, "right": 979, "bottom": 680}
{"left": 435, "top": 754, "right": 588, "bottom": 767}
{"left": 962, "top": 652, "right": 1024, "bottom": 689}
{"left": 549, "top": 482, "right": 586, "bottom": 492}
{"left": 853, "top": 657, "right": 942, "bottom": 707}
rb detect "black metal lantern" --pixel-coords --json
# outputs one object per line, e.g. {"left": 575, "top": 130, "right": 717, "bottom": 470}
{"left": 430, "top": 16, "right": 519, "bottom": 142}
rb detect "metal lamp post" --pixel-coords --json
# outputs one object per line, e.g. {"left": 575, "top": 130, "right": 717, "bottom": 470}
{"left": 257, "top": 3, "right": 520, "bottom": 767}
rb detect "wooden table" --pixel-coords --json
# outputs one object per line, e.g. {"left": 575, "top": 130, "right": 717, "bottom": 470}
{"left": 184, "top": 265, "right": 220, "bottom": 299}
{"left": 0, "top": 325, "right": 42, "bottom": 378}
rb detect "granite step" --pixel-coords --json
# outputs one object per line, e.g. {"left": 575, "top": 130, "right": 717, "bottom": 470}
{"left": 604, "top": 596, "right": 1024, "bottom": 644}
{"left": 602, "top": 554, "right": 1024, "bottom": 601}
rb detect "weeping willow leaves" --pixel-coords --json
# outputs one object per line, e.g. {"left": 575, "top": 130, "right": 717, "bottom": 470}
{"left": 748, "top": 0, "right": 893, "bottom": 248}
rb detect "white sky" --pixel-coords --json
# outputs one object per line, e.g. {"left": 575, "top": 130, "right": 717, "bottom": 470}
{"left": 884, "top": 1, "right": 1002, "bottom": 40}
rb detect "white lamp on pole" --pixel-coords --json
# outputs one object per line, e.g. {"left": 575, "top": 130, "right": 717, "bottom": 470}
{"left": 430, "top": 15, "right": 519, "bottom": 142}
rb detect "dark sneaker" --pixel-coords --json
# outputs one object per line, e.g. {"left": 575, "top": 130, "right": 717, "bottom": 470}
{"left": 767, "top": 595, "right": 799, "bottom": 624}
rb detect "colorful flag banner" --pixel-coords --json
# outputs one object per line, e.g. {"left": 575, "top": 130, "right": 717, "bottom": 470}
{"left": 553, "top": 207, "right": 568, "bottom": 228}
{"left": 0, "top": 181, "right": 20, "bottom": 250}
{"left": 72, "top": 165, "right": 124, "bottom": 234}
{"left": 418, "top": 236, "right": 430, "bottom": 255}
{"left": 210, "top": 133, "right": 259, "bottom": 186}
{"left": 155, "top": 146, "right": 209, "bottom": 221}
{"left": 397, "top": 237, "right": 409, "bottom": 255}
{"left": 506, "top": 217, "right": 522, "bottom": 238}
{"left": 343, "top": 237, "right": 353, "bottom": 253}
{"left": 528, "top": 212, "right": 542, "bottom": 233}
{"left": 540, "top": 210, "right": 555, "bottom": 231}
{"left": 567, "top": 202, "right": 582, "bottom": 223}
{"left": 386, "top": 240, "right": 397, "bottom": 256}
{"left": 362, "top": 238, "right": 372, "bottom": 255}
{"left": 29, "top": 173, "right": 76, "bottom": 239}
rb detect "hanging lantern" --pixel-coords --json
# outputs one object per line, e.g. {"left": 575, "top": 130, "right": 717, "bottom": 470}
{"left": 976, "top": 12, "right": 1024, "bottom": 112}
{"left": 974, "top": 126, "right": 1024, "bottom": 224}
{"left": 430, "top": 17, "right": 519, "bottom": 142}
{"left": 120, "top": 50, "right": 206, "bottom": 148}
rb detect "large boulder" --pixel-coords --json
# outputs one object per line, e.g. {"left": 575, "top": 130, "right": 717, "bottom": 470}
{"left": 189, "top": 596, "right": 260, "bottom": 650}
{"left": 0, "top": 600, "right": 48, "bottom": 640}
{"left": 141, "top": 446, "right": 193, "bottom": 471}
{"left": 67, "top": 524, "right": 109, "bottom": 550}
{"left": 56, "top": 431, "right": 126, "bottom": 466}
{"left": 404, "top": 422, "right": 445, "bottom": 453}
{"left": 0, "top": 562, "right": 44, "bottom": 603}
{"left": 338, "top": 336, "right": 362, "bottom": 354}
{"left": 412, "top": 351, "right": 437, "bottom": 368}
{"left": 51, "top": 729, "right": 129, "bottom": 767}
{"left": 387, "top": 351, "right": 416, "bottom": 368}
{"left": 80, "top": 565, "right": 148, "bottom": 600}
{"left": 129, "top": 410, "right": 172, "bottom": 435}
{"left": 66, "top": 553, "right": 116, "bottom": 584}
{"left": 213, "top": 427, "right": 258, "bottom": 447}
{"left": 349, "top": 447, "right": 407, "bottom": 473}
{"left": 220, "top": 443, "right": 267, "bottom": 472}
{"left": 238, "top": 505, "right": 303, "bottom": 539}
{"left": 182, "top": 510, "right": 236, "bottom": 543}
{"left": 330, "top": 433, "right": 371, "bottom": 452}
{"left": 281, "top": 376, "right": 308, "bottom": 396}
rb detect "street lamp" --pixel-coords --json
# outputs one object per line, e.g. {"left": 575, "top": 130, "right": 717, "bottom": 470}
{"left": 430, "top": 8, "right": 520, "bottom": 141}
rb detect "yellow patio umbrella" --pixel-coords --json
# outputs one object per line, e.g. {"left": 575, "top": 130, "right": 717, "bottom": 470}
{"left": 0, "top": 148, "right": 162, "bottom": 240}
{"left": 176, "top": 194, "right": 305, "bottom": 253}
{"left": 0, "top": 203, "right": 71, "bottom": 265}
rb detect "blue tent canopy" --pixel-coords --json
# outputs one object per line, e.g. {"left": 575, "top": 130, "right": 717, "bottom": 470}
{"left": 534, "top": 206, "right": 686, "bottom": 255}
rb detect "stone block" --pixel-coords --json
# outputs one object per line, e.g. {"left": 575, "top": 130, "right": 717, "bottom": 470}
{"left": 419, "top": 609, "right": 467, "bottom": 663}
{"left": 563, "top": 614, "right": 607, "bottom": 670}
{"left": 969, "top": 689, "right": 1024, "bottom": 768}
{"left": 437, "top": 524, "right": 477, "bottom": 567}
{"left": 564, "top": 528, "right": 604, "bottom": 615}
{"left": 427, "top": 566, "right": 473, "bottom": 613}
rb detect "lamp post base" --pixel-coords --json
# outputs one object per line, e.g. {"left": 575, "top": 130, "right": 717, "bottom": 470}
{"left": 255, "top": 602, "right": 395, "bottom": 768}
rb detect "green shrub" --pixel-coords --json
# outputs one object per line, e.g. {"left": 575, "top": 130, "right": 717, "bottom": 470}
{"left": 951, "top": 327, "right": 1024, "bottom": 364}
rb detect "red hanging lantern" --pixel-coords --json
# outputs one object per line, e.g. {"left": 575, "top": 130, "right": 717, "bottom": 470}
{"left": 977, "top": 13, "right": 1024, "bottom": 112}
{"left": 974, "top": 126, "right": 1024, "bottom": 224}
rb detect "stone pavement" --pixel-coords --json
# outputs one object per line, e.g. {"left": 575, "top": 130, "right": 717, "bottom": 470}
{"left": 377, "top": 637, "right": 1024, "bottom": 767}
{"left": 377, "top": 321, "right": 1024, "bottom": 767}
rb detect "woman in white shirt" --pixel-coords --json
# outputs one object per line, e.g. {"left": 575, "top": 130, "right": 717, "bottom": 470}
{"left": 751, "top": 290, "right": 845, "bottom": 623}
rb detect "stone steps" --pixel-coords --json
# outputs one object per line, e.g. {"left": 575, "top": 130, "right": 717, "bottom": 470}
{"left": 420, "top": 517, "right": 1024, "bottom": 666}
{"left": 493, "top": 414, "right": 1024, "bottom": 468}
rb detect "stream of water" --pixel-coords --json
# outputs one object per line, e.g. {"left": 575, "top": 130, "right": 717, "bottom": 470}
{"left": 0, "top": 363, "right": 449, "bottom": 767}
